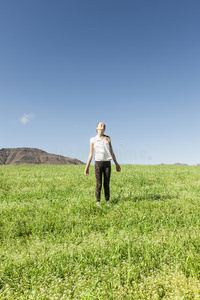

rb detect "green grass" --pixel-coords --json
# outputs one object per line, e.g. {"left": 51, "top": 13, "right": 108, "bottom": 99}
{"left": 0, "top": 164, "right": 200, "bottom": 299}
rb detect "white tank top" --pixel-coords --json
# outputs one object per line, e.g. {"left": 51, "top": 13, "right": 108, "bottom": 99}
{"left": 90, "top": 135, "right": 112, "bottom": 161}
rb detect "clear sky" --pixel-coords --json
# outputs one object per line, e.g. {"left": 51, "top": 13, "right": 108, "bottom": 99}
{"left": 0, "top": 0, "right": 199, "bottom": 165}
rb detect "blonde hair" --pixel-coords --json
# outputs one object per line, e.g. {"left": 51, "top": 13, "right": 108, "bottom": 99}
{"left": 104, "top": 135, "right": 110, "bottom": 143}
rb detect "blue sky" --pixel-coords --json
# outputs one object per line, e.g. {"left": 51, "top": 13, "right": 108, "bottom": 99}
{"left": 0, "top": 0, "right": 199, "bottom": 165}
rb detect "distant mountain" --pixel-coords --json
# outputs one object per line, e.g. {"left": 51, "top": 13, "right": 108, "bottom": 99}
{"left": 0, "top": 148, "right": 85, "bottom": 165}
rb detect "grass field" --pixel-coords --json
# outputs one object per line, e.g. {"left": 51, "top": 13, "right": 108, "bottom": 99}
{"left": 0, "top": 164, "right": 200, "bottom": 299}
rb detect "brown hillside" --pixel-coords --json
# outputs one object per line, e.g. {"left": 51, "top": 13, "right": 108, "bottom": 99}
{"left": 0, "top": 148, "right": 85, "bottom": 165}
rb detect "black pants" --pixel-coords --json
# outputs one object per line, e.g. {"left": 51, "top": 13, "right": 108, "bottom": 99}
{"left": 95, "top": 161, "right": 111, "bottom": 201}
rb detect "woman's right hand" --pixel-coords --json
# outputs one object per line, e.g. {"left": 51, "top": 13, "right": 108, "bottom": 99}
{"left": 84, "top": 167, "right": 89, "bottom": 175}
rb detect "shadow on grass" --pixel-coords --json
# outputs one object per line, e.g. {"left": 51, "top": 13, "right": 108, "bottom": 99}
{"left": 111, "top": 192, "right": 174, "bottom": 204}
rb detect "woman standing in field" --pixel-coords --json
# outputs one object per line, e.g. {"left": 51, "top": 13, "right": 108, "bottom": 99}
{"left": 84, "top": 122, "right": 121, "bottom": 206}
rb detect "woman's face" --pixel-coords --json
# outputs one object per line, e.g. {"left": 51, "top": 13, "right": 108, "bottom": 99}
{"left": 96, "top": 122, "right": 105, "bottom": 132}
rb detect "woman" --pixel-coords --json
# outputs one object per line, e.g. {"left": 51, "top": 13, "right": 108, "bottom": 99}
{"left": 84, "top": 122, "right": 121, "bottom": 206}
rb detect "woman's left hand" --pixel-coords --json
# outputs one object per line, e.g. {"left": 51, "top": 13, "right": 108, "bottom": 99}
{"left": 116, "top": 164, "right": 121, "bottom": 172}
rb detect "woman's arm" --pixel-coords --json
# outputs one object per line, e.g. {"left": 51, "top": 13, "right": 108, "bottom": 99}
{"left": 109, "top": 142, "right": 121, "bottom": 172}
{"left": 84, "top": 142, "right": 94, "bottom": 175}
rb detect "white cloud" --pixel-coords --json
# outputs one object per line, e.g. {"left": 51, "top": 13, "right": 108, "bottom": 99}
{"left": 20, "top": 113, "right": 34, "bottom": 124}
